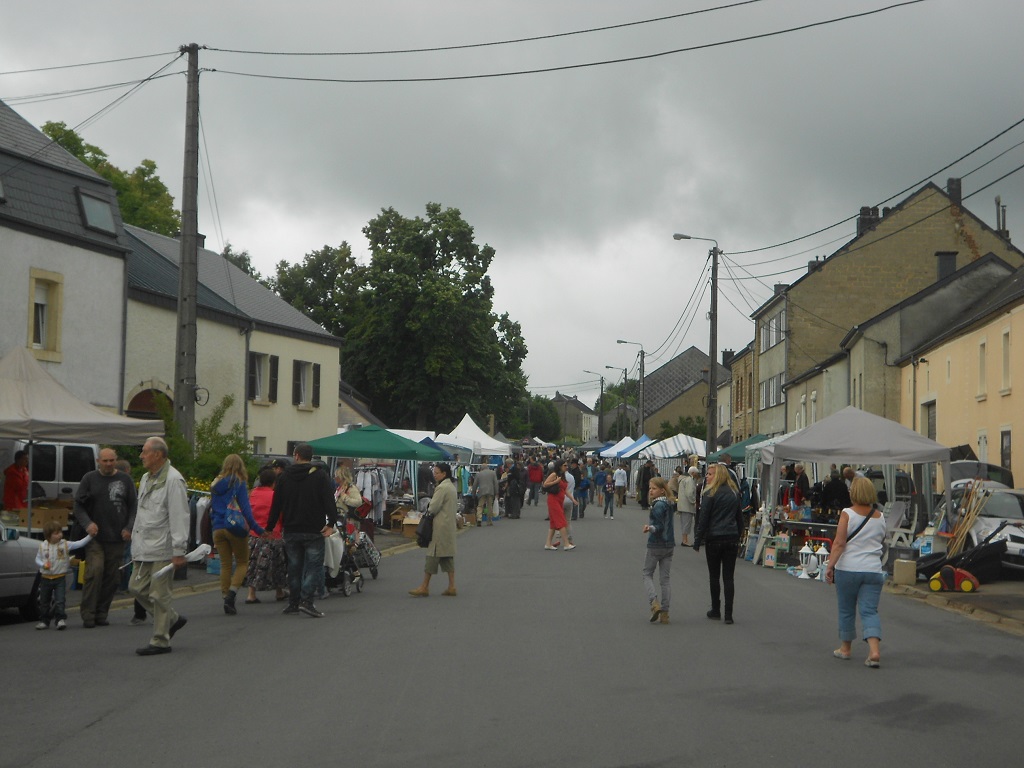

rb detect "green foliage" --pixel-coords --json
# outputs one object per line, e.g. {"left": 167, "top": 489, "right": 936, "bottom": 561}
{"left": 41, "top": 121, "right": 181, "bottom": 236}
{"left": 340, "top": 204, "right": 528, "bottom": 430}
{"left": 222, "top": 242, "right": 268, "bottom": 286}
{"left": 500, "top": 395, "right": 560, "bottom": 441}
{"left": 270, "top": 242, "right": 363, "bottom": 338}
{"left": 151, "top": 393, "right": 254, "bottom": 480}
{"left": 655, "top": 415, "right": 707, "bottom": 441}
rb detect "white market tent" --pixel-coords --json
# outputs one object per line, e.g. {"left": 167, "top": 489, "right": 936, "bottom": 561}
{"left": 760, "top": 406, "right": 952, "bottom": 517}
{"left": 387, "top": 428, "right": 437, "bottom": 444}
{"left": 0, "top": 346, "right": 161, "bottom": 529}
{"left": 0, "top": 346, "right": 159, "bottom": 444}
{"left": 743, "top": 429, "right": 802, "bottom": 483}
{"left": 532, "top": 436, "right": 555, "bottom": 448}
{"left": 437, "top": 413, "right": 511, "bottom": 457}
{"left": 619, "top": 434, "right": 655, "bottom": 459}
{"left": 600, "top": 436, "right": 634, "bottom": 458}
{"left": 648, "top": 433, "right": 706, "bottom": 459}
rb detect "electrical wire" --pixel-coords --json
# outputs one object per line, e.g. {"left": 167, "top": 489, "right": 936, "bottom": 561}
{"left": 1, "top": 71, "right": 183, "bottom": 105}
{"left": 647, "top": 255, "right": 711, "bottom": 359}
{"left": 207, "top": 1, "right": 765, "bottom": 57}
{"left": 0, "top": 50, "right": 181, "bottom": 77}
{"left": 0, "top": 54, "right": 184, "bottom": 183}
{"left": 212, "top": 2, "right": 926, "bottom": 85}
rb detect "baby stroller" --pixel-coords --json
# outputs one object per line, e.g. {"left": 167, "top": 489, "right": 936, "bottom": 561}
{"left": 325, "top": 514, "right": 368, "bottom": 596}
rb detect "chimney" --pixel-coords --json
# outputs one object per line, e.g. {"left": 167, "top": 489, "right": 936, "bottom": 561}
{"left": 196, "top": 232, "right": 206, "bottom": 249}
{"left": 947, "top": 178, "right": 962, "bottom": 207}
{"left": 807, "top": 256, "right": 822, "bottom": 274}
{"left": 856, "top": 206, "right": 880, "bottom": 237}
{"left": 722, "top": 349, "right": 734, "bottom": 367}
{"left": 995, "top": 195, "right": 1011, "bottom": 242}
{"left": 773, "top": 283, "right": 787, "bottom": 296}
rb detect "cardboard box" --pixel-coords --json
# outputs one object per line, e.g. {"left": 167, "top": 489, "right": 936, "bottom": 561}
{"left": 15, "top": 507, "right": 69, "bottom": 530}
{"left": 402, "top": 519, "right": 419, "bottom": 539}
{"left": 463, "top": 512, "right": 477, "bottom": 526}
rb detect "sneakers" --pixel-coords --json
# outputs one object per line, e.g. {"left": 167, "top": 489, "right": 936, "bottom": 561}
{"left": 223, "top": 590, "right": 237, "bottom": 615}
{"left": 564, "top": 544, "right": 577, "bottom": 551}
{"left": 35, "top": 621, "right": 48, "bottom": 630}
{"left": 544, "top": 545, "right": 558, "bottom": 550}
{"left": 610, "top": 516, "right": 615, "bottom": 520}
{"left": 659, "top": 611, "right": 670, "bottom": 624}
{"left": 282, "top": 603, "right": 301, "bottom": 614}
{"left": 299, "top": 601, "right": 324, "bottom": 618}
{"left": 136, "top": 644, "right": 172, "bottom": 656}
{"left": 56, "top": 619, "right": 67, "bottom": 630}
{"left": 169, "top": 615, "right": 188, "bottom": 638}
{"left": 130, "top": 616, "right": 148, "bottom": 626}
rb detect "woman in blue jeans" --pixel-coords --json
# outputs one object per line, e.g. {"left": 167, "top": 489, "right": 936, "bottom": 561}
{"left": 826, "top": 476, "right": 886, "bottom": 668}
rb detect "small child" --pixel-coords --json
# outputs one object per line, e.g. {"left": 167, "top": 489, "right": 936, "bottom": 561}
{"left": 34, "top": 521, "right": 91, "bottom": 630}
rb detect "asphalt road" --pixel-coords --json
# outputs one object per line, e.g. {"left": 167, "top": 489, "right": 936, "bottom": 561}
{"left": 3, "top": 504, "right": 1022, "bottom": 767}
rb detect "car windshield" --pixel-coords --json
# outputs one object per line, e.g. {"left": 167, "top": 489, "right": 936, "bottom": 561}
{"left": 980, "top": 493, "right": 1024, "bottom": 521}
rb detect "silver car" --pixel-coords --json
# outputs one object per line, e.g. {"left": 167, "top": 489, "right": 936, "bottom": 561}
{"left": 0, "top": 525, "right": 41, "bottom": 620}
{"left": 967, "top": 489, "right": 1024, "bottom": 572}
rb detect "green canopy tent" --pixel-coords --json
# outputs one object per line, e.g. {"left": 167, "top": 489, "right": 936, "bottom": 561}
{"left": 307, "top": 426, "right": 446, "bottom": 526}
{"left": 706, "top": 434, "right": 767, "bottom": 464}
{"left": 307, "top": 425, "right": 445, "bottom": 461}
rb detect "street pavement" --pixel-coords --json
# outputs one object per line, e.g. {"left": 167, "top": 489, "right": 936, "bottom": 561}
{"left": 3, "top": 500, "right": 1023, "bottom": 768}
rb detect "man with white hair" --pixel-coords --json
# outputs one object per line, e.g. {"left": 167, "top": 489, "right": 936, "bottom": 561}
{"left": 677, "top": 466, "right": 700, "bottom": 546}
{"left": 130, "top": 436, "right": 189, "bottom": 656}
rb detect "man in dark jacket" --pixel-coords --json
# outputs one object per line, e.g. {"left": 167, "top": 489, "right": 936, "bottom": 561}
{"left": 266, "top": 443, "right": 338, "bottom": 618}
{"left": 74, "top": 447, "right": 138, "bottom": 628}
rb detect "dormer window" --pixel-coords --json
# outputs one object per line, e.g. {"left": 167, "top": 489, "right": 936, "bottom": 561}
{"left": 76, "top": 188, "right": 116, "bottom": 234}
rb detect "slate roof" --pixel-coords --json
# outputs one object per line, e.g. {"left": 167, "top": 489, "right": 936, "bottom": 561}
{"left": 124, "top": 225, "right": 338, "bottom": 345}
{"left": 643, "top": 346, "right": 729, "bottom": 416}
{"left": 0, "top": 99, "right": 125, "bottom": 255}
{"left": 552, "top": 392, "right": 596, "bottom": 415}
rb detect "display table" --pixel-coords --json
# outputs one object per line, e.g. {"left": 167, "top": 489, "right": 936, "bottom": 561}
{"left": 776, "top": 519, "right": 838, "bottom": 538}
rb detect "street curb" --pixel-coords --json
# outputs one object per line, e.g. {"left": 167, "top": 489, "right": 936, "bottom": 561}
{"left": 68, "top": 532, "right": 432, "bottom": 615}
{"left": 886, "top": 583, "right": 1024, "bottom": 638}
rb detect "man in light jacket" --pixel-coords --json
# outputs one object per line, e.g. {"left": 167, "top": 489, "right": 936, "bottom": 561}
{"left": 473, "top": 460, "right": 499, "bottom": 526}
{"left": 130, "top": 436, "right": 189, "bottom": 656}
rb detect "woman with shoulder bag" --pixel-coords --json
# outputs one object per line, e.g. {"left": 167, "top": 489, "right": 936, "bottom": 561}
{"left": 409, "top": 463, "right": 458, "bottom": 597}
{"left": 210, "top": 454, "right": 266, "bottom": 615}
{"left": 643, "top": 476, "right": 676, "bottom": 624}
{"left": 826, "top": 476, "right": 886, "bottom": 668}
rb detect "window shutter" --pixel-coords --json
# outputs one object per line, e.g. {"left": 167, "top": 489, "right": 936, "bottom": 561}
{"left": 292, "top": 360, "right": 301, "bottom": 405}
{"left": 269, "top": 356, "right": 279, "bottom": 403}
{"left": 312, "top": 363, "right": 321, "bottom": 408}
{"left": 247, "top": 352, "right": 257, "bottom": 401}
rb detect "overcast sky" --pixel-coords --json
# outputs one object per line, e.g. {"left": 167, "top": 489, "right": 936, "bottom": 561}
{"left": 3, "top": 0, "right": 1023, "bottom": 426}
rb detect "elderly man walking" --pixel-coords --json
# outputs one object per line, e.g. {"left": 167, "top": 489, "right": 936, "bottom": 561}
{"left": 129, "top": 437, "right": 189, "bottom": 656}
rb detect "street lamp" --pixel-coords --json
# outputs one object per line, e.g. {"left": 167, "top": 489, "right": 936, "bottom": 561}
{"left": 606, "top": 365, "right": 628, "bottom": 439}
{"left": 616, "top": 339, "right": 645, "bottom": 436}
{"left": 583, "top": 370, "right": 605, "bottom": 441}
{"left": 674, "top": 233, "right": 723, "bottom": 454}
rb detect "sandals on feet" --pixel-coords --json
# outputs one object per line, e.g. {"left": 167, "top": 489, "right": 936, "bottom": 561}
{"left": 833, "top": 649, "right": 851, "bottom": 660}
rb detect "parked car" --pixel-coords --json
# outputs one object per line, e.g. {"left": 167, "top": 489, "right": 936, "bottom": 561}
{"left": 936, "top": 484, "right": 1024, "bottom": 573}
{"left": 0, "top": 440, "right": 98, "bottom": 503}
{"left": 863, "top": 469, "right": 915, "bottom": 505}
{"left": 0, "top": 524, "right": 40, "bottom": 620}
{"left": 948, "top": 460, "right": 1014, "bottom": 489}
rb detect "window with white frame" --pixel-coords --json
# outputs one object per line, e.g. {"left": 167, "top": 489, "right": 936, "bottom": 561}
{"left": 27, "top": 268, "right": 63, "bottom": 362}
{"left": 1002, "top": 330, "right": 1011, "bottom": 392}
{"left": 248, "top": 352, "right": 279, "bottom": 403}
{"left": 979, "top": 341, "right": 987, "bottom": 396}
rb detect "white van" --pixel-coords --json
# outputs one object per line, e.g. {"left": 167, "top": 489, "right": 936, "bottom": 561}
{"left": 0, "top": 440, "right": 99, "bottom": 504}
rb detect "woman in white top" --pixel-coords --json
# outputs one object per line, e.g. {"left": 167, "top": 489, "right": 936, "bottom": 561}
{"left": 825, "top": 476, "right": 886, "bottom": 668}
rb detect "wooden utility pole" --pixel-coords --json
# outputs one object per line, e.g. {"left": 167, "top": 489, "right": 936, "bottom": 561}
{"left": 173, "top": 43, "right": 200, "bottom": 447}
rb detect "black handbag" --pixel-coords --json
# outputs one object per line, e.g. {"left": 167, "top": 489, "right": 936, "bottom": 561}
{"left": 416, "top": 513, "right": 434, "bottom": 548}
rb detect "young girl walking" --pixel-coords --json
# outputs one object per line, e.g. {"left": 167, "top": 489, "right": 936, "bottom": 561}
{"left": 35, "top": 521, "right": 92, "bottom": 630}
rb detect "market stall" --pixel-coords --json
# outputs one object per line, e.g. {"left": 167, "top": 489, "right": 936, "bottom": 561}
{"left": 755, "top": 407, "right": 952, "bottom": 568}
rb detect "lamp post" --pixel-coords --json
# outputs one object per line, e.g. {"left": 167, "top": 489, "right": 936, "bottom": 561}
{"left": 674, "top": 233, "right": 722, "bottom": 454}
{"left": 606, "top": 365, "right": 628, "bottom": 438}
{"left": 616, "top": 339, "right": 645, "bottom": 436}
{"left": 583, "top": 370, "right": 605, "bottom": 441}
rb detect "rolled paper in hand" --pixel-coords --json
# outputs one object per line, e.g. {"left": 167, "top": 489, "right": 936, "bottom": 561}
{"left": 153, "top": 544, "right": 214, "bottom": 578}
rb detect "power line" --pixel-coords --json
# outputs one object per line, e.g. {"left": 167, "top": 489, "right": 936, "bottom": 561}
{"left": 212, "top": 2, "right": 926, "bottom": 85}
{"left": 1, "top": 71, "right": 183, "bottom": 105}
{"left": 729, "top": 113, "right": 1024, "bottom": 258}
{"left": 647, "top": 255, "right": 710, "bottom": 359}
{"left": 207, "top": 1, "right": 765, "bottom": 57}
{"left": 0, "top": 50, "right": 181, "bottom": 77}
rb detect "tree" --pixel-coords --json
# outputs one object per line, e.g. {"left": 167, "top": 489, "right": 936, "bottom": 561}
{"left": 501, "top": 394, "right": 560, "bottom": 441}
{"left": 655, "top": 415, "right": 707, "bottom": 441}
{"left": 270, "top": 243, "right": 363, "bottom": 338}
{"left": 222, "top": 242, "right": 267, "bottom": 285}
{"left": 342, "top": 204, "right": 528, "bottom": 430}
{"left": 41, "top": 121, "right": 181, "bottom": 236}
